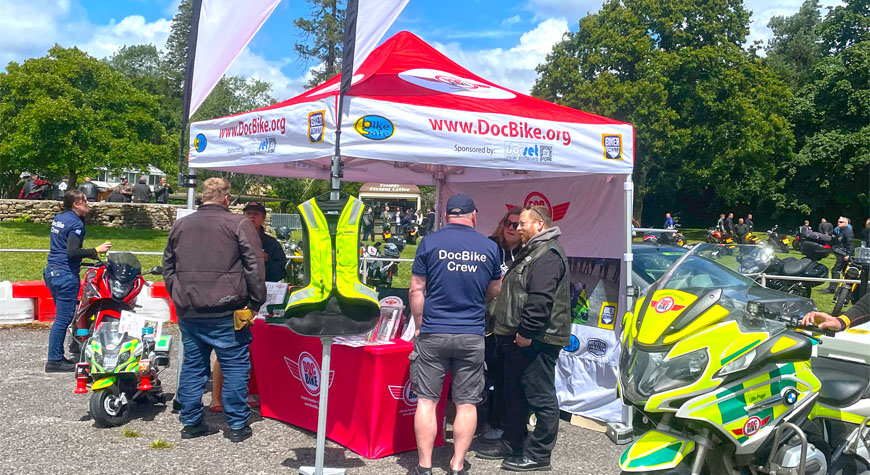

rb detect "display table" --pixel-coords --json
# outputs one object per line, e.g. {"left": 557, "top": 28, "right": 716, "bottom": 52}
{"left": 249, "top": 320, "right": 449, "bottom": 459}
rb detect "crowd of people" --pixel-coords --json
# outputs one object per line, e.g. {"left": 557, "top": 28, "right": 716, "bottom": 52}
{"left": 409, "top": 194, "right": 569, "bottom": 474}
{"left": 40, "top": 182, "right": 868, "bottom": 469}
{"left": 17, "top": 174, "right": 174, "bottom": 204}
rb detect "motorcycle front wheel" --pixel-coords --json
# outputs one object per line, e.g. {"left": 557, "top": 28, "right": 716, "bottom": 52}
{"left": 832, "top": 286, "right": 851, "bottom": 317}
{"left": 90, "top": 389, "right": 131, "bottom": 427}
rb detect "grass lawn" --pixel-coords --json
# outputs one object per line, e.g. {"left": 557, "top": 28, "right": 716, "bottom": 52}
{"left": 1, "top": 223, "right": 843, "bottom": 314}
{"left": 0, "top": 223, "right": 169, "bottom": 282}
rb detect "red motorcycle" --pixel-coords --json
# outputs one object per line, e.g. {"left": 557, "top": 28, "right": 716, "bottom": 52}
{"left": 68, "top": 252, "right": 162, "bottom": 360}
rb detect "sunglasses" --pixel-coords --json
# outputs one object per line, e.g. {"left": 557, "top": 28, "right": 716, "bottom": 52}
{"left": 505, "top": 221, "right": 519, "bottom": 229}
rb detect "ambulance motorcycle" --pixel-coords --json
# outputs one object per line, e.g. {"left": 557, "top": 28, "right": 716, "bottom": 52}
{"left": 618, "top": 244, "right": 870, "bottom": 475}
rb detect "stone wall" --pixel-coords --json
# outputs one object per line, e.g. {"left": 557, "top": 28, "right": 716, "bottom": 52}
{"left": 0, "top": 199, "right": 273, "bottom": 232}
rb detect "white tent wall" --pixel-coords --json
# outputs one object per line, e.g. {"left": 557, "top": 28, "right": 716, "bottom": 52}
{"left": 440, "top": 174, "right": 625, "bottom": 259}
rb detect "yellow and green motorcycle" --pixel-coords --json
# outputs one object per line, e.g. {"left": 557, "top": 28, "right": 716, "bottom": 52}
{"left": 617, "top": 244, "right": 870, "bottom": 475}
{"left": 75, "top": 318, "right": 172, "bottom": 427}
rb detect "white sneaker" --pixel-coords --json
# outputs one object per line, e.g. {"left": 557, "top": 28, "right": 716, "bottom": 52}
{"left": 482, "top": 428, "right": 504, "bottom": 441}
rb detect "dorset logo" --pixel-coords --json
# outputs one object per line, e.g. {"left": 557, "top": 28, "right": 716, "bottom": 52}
{"left": 397, "top": 68, "right": 516, "bottom": 99}
{"left": 194, "top": 133, "right": 207, "bottom": 153}
{"left": 388, "top": 380, "right": 418, "bottom": 407}
{"left": 285, "top": 353, "right": 335, "bottom": 396}
{"left": 308, "top": 111, "right": 324, "bottom": 143}
{"left": 733, "top": 415, "right": 771, "bottom": 437}
{"left": 602, "top": 134, "right": 622, "bottom": 160}
{"left": 563, "top": 334, "right": 581, "bottom": 353}
{"left": 506, "top": 192, "right": 570, "bottom": 222}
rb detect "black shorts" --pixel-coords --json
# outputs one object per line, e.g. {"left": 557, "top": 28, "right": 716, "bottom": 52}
{"left": 410, "top": 333, "right": 485, "bottom": 405}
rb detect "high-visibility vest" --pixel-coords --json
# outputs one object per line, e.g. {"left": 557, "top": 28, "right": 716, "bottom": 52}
{"left": 285, "top": 196, "right": 379, "bottom": 316}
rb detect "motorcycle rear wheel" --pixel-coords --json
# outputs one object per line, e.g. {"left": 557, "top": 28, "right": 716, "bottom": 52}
{"left": 90, "top": 390, "right": 131, "bottom": 427}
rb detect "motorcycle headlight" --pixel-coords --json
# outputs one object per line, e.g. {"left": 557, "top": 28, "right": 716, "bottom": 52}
{"left": 109, "top": 279, "right": 134, "bottom": 300}
{"left": 628, "top": 349, "right": 709, "bottom": 398}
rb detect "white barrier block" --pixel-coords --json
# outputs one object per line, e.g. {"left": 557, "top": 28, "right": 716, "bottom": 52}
{"left": 134, "top": 283, "right": 171, "bottom": 322}
{"left": 0, "top": 281, "right": 36, "bottom": 325}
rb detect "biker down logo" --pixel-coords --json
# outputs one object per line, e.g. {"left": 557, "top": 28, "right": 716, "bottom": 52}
{"left": 285, "top": 353, "right": 335, "bottom": 397}
{"left": 506, "top": 191, "right": 570, "bottom": 221}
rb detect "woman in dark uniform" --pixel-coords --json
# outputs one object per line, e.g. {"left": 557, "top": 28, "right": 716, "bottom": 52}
{"left": 44, "top": 190, "right": 111, "bottom": 372}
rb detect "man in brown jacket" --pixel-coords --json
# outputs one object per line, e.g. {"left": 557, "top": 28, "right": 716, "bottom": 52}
{"left": 163, "top": 177, "right": 266, "bottom": 443}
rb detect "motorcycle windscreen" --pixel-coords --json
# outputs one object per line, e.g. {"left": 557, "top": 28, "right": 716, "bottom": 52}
{"left": 107, "top": 252, "right": 142, "bottom": 283}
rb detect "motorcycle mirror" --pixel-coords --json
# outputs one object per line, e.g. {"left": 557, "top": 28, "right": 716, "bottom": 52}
{"left": 148, "top": 266, "right": 164, "bottom": 275}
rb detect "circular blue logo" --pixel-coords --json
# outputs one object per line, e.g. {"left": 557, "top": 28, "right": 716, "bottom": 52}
{"left": 354, "top": 115, "right": 394, "bottom": 140}
{"left": 563, "top": 334, "right": 580, "bottom": 353}
{"left": 194, "top": 133, "right": 207, "bottom": 152}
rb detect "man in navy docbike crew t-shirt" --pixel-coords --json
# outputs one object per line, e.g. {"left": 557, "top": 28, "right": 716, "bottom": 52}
{"left": 409, "top": 193, "right": 502, "bottom": 475}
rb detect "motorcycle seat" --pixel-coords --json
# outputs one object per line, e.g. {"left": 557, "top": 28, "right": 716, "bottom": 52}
{"left": 782, "top": 258, "right": 812, "bottom": 276}
{"left": 811, "top": 357, "right": 870, "bottom": 408}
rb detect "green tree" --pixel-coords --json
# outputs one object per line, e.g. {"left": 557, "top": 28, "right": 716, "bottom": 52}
{"left": 0, "top": 45, "right": 173, "bottom": 194}
{"left": 532, "top": 0, "right": 793, "bottom": 224}
{"left": 294, "top": 0, "right": 345, "bottom": 88}
{"left": 765, "top": 0, "right": 823, "bottom": 88}
{"left": 777, "top": 1, "right": 870, "bottom": 218}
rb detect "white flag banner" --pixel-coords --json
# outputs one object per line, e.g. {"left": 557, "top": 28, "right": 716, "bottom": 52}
{"left": 341, "top": 0, "right": 409, "bottom": 92}
{"left": 189, "top": 0, "right": 282, "bottom": 116}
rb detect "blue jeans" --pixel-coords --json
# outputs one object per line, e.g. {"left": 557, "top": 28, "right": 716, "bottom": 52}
{"left": 362, "top": 227, "right": 375, "bottom": 242}
{"left": 43, "top": 268, "right": 80, "bottom": 361}
{"left": 178, "top": 316, "right": 252, "bottom": 430}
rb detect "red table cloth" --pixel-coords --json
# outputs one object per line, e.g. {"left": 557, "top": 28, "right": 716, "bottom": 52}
{"left": 249, "top": 320, "right": 449, "bottom": 458}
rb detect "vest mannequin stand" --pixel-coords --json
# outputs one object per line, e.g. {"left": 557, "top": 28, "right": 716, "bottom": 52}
{"left": 279, "top": 194, "right": 379, "bottom": 475}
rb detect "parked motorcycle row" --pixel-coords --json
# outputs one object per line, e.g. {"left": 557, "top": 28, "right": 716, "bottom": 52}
{"left": 617, "top": 244, "right": 870, "bottom": 475}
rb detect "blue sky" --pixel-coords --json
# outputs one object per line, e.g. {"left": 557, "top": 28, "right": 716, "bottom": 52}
{"left": 0, "top": 0, "right": 839, "bottom": 100}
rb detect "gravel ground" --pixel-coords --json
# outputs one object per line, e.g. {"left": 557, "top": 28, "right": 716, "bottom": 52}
{"left": 0, "top": 324, "right": 623, "bottom": 475}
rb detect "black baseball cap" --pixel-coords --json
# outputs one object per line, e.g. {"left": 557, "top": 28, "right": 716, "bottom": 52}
{"left": 446, "top": 194, "right": 477, "bottom": 215}
{"left": 243, "top": 202, "right": 267, "bottom": 215}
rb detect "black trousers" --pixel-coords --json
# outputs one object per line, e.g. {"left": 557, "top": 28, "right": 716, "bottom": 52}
{"left": 497, "top": 335, "right": 561, "bottom": 463}
{"left": 481, "top": 334, "right": 506, "bottom": 430}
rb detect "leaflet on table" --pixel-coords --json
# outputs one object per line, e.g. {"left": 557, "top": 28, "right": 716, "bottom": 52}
{"left": 119, "top": 310, "right": 163, "bottom": 340}
{"left": 258, "top": 282, "right": 289, "bottom": 316}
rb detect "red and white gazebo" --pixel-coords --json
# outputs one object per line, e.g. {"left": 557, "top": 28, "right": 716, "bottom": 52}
{"left": 189, "top": 30, "right": 635, "bottom": 423}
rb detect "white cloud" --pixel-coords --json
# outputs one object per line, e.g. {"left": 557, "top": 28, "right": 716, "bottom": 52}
{"left": 503, "top": 14, "right": 521, "bottom": 25}
{"left": 0, "top": 0, "right": 74, "bottom": 66}
{"left": 225, "top": 48, "right": 309, "bottom": 101}
{"left": 432, "top": 17, "right": 569, "bottom": 94}
{"left": 79, "top": 15, "right": 172, "bottom": 59}
{"left": 0, "top": 0, "right": 171, "bottom": 66}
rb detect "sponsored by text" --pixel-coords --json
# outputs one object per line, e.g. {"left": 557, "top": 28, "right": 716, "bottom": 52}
{"left": 429, "top": 118, "right": 571, "bottom": 146}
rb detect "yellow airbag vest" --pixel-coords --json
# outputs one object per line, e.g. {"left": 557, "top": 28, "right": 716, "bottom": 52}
{"left": 285, "top": 196, "right": 379, "bottom": 317}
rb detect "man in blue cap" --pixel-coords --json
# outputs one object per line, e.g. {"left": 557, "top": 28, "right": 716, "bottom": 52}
{"left": 409, "top": 193, "right": 503, "bottom": 475}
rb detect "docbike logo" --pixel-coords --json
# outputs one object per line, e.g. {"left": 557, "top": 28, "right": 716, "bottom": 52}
{"left": 285, "top": 353, "right": 335, "bottom": 396}
{"left": 506, "top": 192, "right": 570, "bottom": 221}
{"left": 732, "top": 415, "right": 771, "bottom": 437}
{"left": 398, "top": 69, "right": 515, "bottom": 99}
{"left": 388, "top": 380, "right": 418, "bottom": 407}
{"left": 650, "top": 296, "right": 686, "bottom": 314}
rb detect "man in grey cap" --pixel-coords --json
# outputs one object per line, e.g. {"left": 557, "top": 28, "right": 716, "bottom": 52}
{"left": 410, "top": 193, "right": 502, "bottom": 475}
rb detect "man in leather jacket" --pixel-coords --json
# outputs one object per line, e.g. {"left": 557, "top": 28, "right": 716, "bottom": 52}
{"left": 477, "top": 205, "right": 570, "bottom": 472}
{"left": 826, "top": 217, "right": 854, "bottom": 292}
{"left": 163, "top": 178, "right": 265, "bottom": 443}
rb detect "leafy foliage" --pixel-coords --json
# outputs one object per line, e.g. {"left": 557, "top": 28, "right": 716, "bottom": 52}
{"left": 766, "top": 0, "right": 823, "bottom": 88}
{"left": 0, "top": 46, "right": 173, "bottom": 193}
{"left": 532, "top": 0, "right": 793, "bottom": 224}
{"left": 294, "top": 0, "right": 345, "bottom": 88}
